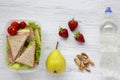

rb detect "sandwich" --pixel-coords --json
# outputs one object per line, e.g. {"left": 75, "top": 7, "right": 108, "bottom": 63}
{"left": 6, "top": 22, "right": 41, "bottom": 70}
{"left": 15, "top": 40, "right": 36, "bottom": 68}
{"left": 7, "top": 33, "right": 30, "bottom": 61}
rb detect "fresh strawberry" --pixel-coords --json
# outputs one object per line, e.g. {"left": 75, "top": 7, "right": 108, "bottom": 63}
{"left": 59, "top": 27, "right": 69, "bottom": 38}
{"left": 74, "top": 32, "right": 85, "bottom": 43}
{"left": 68, "top": 18, "right": 78, "bottom": 31}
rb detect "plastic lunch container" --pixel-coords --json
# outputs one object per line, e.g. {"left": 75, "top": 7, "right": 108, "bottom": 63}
{"left": 2, "top": 19, "right": 42, "bottom": 73}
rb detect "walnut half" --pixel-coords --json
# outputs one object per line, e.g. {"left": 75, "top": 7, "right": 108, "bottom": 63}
{"left": 74, "top": 52, "right": 95, "bottom": 72}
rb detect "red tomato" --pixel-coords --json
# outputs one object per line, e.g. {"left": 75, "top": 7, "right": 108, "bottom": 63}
{"left": 7, "top": 26, "right": 17, "bottom": 35}
{"left": 11, "top": 21, "right": 19, "bottom": 30}
{"left": 19, "top": 21, "right": 26, "bottom": 28}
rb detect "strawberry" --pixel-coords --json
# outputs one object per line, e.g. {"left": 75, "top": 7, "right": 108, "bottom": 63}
{"left": 59, "top": 27, "right": 69, "bottom": 38}
{"left": 74, "top": 32, "right": 85, "bottom": 43}
{"left": 68, "top": 18, "right": 78, "bottom": 31}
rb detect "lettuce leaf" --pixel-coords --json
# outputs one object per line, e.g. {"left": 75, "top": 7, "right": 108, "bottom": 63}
{"left": 9, "top": 63, "right": 23, "bottom": 70}
{"left": 34, "top": 29, "right": 41, "bottom": 63}
{"left": 27, "top": 38, "right": 35, "bottom": 47}
{"left": 27, "top": 22, "right": 41, "bottom": 33}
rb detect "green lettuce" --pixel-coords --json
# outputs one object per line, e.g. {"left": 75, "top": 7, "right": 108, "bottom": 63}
{"left": 9, "top": 63, "right": 23, "bottom": 70}
{"left": 27, "top": 38, "right": 35, "bottom": 47}
{"left": 27, "top": 22, "right": 41, "bottom": 34}
{"left": 34, "top": 29, "right": 41, "bottom": 63}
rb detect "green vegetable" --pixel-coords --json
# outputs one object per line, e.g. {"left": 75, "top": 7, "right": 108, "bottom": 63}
{"left": 27, "top": 38, "right": 35, "bottom": 47}
{"left": 34, "top": 29, "right": 41, "bottom": 62}
{"left": 27, "top": 22, "right": 41, "bottom": 33}
{"left": 9, "top": 63, "right": 23, "bottom": 70}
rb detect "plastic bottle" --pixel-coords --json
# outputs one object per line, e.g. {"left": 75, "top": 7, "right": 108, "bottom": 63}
{"left": 100, "top": 7, "right": 118, "bottom": 77}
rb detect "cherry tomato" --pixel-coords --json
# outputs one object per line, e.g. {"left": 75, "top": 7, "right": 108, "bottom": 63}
{"left": 11, "top": 21, "right": 19, "bottom": 30}
{"left": 19, "top": 21, "right": 26, "bottom": 28}
{"left": 7, "top": 26, "right": 17, "bottom": 35}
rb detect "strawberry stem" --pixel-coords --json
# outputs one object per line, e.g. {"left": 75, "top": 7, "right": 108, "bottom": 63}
{"left": 59, "top": 26, "right": 63, "bottom": 31}
{"left": 72, "top": 17, "right": 75, "bottom": 22}
{"left": 56, "top": 42, "right": 59, "bottom": 49}
{"left": 74, "top": 32, "right": 80, "bottom": 38}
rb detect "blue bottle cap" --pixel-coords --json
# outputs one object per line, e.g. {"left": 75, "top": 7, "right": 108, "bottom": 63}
{"left": 105, "top": 7, "right": 112, "bottom": 13}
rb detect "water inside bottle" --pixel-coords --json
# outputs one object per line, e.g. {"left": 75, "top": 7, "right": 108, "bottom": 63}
{"left": 100, "top": 21, "right": 117, "bottom": 53}
{"left": 100, "top": 20, "right": 118, "bottom": 76}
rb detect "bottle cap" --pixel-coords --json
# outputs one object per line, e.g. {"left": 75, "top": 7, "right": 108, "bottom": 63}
{"left": 105, "top": 7, "right": 112, "bottom": 13}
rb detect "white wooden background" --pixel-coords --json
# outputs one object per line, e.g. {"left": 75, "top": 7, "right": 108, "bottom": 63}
{"left": 0, "top": 0, "right": 120, "bottom": 80}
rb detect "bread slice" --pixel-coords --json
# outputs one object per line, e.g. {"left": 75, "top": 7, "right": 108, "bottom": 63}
{"left": 7, "top": 33, "right": 30, "bottom": 60}
{"left": 15, "top": 41, "right": 36, "bottom": 67}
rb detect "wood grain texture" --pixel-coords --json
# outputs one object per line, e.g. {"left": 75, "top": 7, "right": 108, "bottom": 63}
{"left": 0, "top": 0, "right": 120, "bottom": 80}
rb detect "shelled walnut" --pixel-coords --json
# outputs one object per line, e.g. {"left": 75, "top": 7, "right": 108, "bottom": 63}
{"left": 74, "top": 52, "right": 94, "bottom": 72}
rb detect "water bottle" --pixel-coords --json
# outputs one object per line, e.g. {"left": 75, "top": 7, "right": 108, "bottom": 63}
{"left": 100, "top": 7, "right": 118, "bottom": 77}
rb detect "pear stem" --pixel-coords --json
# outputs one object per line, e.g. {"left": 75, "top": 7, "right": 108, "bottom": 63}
{"left": 56, "top": 42, "right": 59, "bottom": 49}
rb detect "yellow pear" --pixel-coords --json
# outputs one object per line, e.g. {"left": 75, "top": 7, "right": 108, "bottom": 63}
{"left": 46, "top": 42, "right": 66, "bottom": 74}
